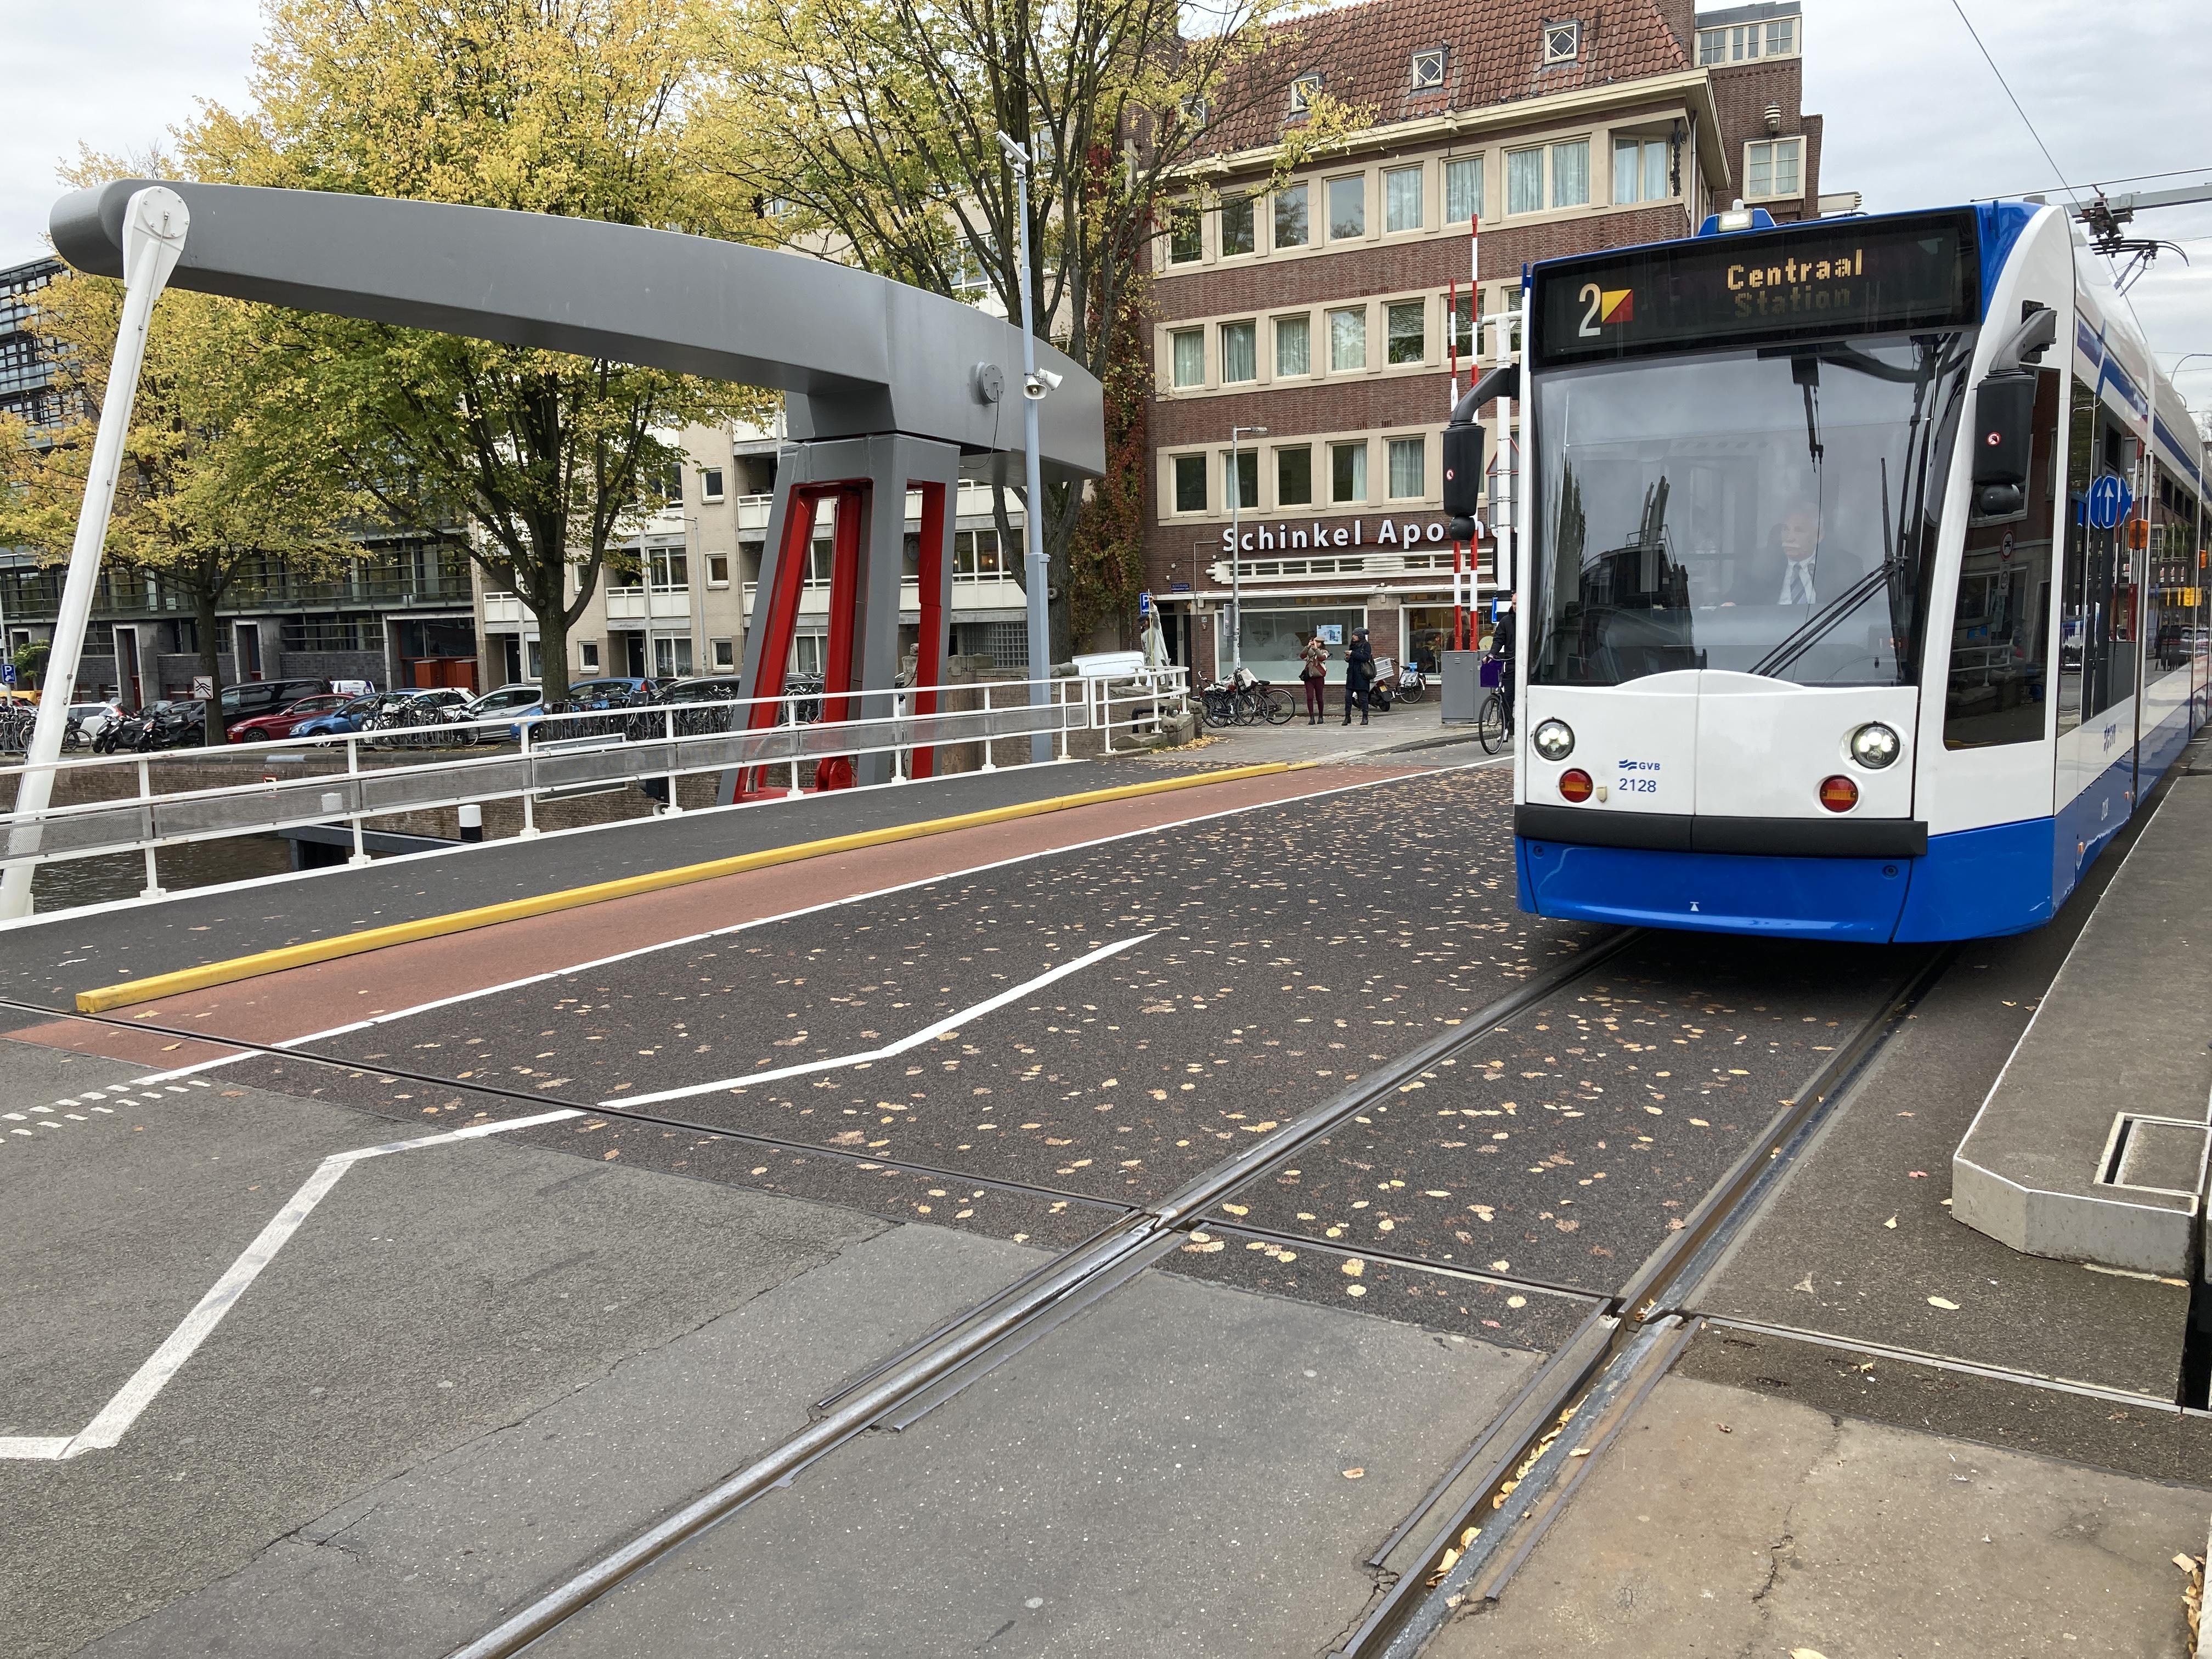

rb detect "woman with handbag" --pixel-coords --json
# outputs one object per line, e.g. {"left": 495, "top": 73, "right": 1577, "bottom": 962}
{"left": 1299, "top": 633, "right": 1329, "bottom": 725}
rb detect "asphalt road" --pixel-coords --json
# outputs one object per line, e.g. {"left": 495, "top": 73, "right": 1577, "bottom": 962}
{"left": 10, "top": 748, "right": 2209, "bottom": 1658}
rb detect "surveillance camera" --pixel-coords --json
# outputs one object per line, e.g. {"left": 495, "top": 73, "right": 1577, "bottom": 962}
{"left": 1023, "top": 369, "right": 1063, "bottom": 400}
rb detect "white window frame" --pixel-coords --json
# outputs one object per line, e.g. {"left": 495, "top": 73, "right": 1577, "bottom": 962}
{"left": 1218, "top": 194, "right": 1257, "bottom": 258}
{"left": 706, "top": 550, "right": 731, "bottom": 589}
{"left": 1326, "top": 305, "right": 1368, "bottom": 374}
{"left": 1326, "top": 172, "right": 1366, "bottom": 241}
{"left": 1220, "top": 319, "right": 1259, "bottom": 385}
{"left": 1384, "top": 165, "right": 1424, "bottom": 233}
{"left": 1171, "top": 452, "right": 1209, "bottom": 516}
{"left": 1170, "top": 327, "right": 1206, "bottom": 389}
{"left": 711, "top": 637, "right": 736, "bottom": 672}
{"left": 1444, "top": 154, "right": 1484, "bottom": 226}
{"left": 1167, "top": 203, "right": 1205, "bottom": 265}
{"left": 1505, "top": 146, "right": 1544, "bottom": 216}
{"left": 1386, "top": 435, "right": 1427, "bottom": 501}
{"left": 1410, "top": 48, "right": 1445, "bottom": 90}
{"left": 1550, "top": 137, "right": 1590, "bottom": 209}
{"left": 1612, "top": 134, "right": 1672, "bottom": 205}
{"left": 701, "top": 466, "right": 724, "bottom": 501}
{"left": 1743, "top": 136, "right": 1805, "bottom": 202}
{"left": 1288, "top": 72, "right": 1323, "bottom": 113}
{"left": 578, "top": 639, "right": 601, "bottom": 672}
{"left": 1543, "top": 20, "right": 1581, "bottom": 63}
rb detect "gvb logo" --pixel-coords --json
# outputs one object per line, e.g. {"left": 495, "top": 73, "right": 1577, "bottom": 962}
{"left": 1576, "top": 283, "right": 1634, "bottom": 337}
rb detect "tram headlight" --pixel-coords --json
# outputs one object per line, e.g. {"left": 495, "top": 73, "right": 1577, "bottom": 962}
{"left": 1532, "top": 719, "right": 1575, "bottom": 761}
{"left": 1847, "top": 721, "right": 1902, "bottom": 770}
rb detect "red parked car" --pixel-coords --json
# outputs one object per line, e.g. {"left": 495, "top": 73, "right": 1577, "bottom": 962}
{"left": 228, "top": 693, "right": 354, "bottom": 742}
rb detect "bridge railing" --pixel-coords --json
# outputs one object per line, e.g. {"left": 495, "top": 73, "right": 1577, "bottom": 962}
{"left": 0, "top": 669, "right": 1190, "bottom": 898}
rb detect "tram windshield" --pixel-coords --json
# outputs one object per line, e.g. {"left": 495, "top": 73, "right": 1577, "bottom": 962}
{"left": 1529, "top": 333, "right": 1974, "bottom": 687}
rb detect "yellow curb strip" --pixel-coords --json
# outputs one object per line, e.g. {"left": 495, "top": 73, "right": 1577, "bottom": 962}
{"left": 75, "top": 762, "right": 1313, "bottom": 1015}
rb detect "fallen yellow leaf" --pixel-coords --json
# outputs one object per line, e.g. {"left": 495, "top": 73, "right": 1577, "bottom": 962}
{"left": 1341, "top": 1259, "right": 1365, "bottom": 1277}
{"left": 1883, "top": 1216, "right": 1898, "bottom": 1229}
{"left": 1342, "top": 1467, "right": 1365, "bottom": 1479}
{"left": 1927, "top": 1295, "right": 1960, "bottom": 1310}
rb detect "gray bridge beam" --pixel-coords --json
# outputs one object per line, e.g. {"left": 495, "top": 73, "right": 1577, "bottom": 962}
{"left": 49, "top": 179, "right": 1102, "bottom": 478}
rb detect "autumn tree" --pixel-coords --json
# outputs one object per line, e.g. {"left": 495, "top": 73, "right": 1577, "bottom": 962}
{"left": 0, "top": 272, "right": 351, "bottom": 744}
{"left": 178, "top": 0, "right": 767, "bottom": 705}
{"left": 697, "top": 0, "right": 1356, "bottom": 659}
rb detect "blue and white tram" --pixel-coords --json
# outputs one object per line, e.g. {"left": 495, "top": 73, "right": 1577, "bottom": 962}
{"left": 1497, "top": 202, "right": 2210, "bottom": 942}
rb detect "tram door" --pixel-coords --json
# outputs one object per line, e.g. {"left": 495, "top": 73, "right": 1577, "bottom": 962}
{"left": 2054, "top": 378, "right": 2142, "bottom": 888}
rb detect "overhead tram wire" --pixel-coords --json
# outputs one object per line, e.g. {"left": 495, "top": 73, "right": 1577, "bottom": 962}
{"left": 1946, "top": 1, "right": 2176, "bottom": 328}
{"left": 1946, "top": 0, "right": 2086, "bottom": 212}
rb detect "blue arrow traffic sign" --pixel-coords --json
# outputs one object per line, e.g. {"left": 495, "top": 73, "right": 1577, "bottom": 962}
{"left": 2086, "top": 473, "right": 2132, "bottom": 531}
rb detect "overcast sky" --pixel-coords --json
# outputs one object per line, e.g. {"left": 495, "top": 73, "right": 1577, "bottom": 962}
{"left": 4, "top": 0, "right": 2209, "bottom": 410}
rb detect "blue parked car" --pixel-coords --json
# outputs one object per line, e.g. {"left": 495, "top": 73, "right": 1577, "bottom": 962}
{"left": 290, "top": 691, "right": 419, "bottom": 738}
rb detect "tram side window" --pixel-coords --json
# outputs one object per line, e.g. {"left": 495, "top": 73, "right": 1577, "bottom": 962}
{"left": 2057, "top": 381, "right": 2142, "bottom": 736}
{"left": 2146, "top": 462, "right": 2199, "bottom": 678}
{"left": 1944, "top": 369, "right": 2060, "bottom": 747}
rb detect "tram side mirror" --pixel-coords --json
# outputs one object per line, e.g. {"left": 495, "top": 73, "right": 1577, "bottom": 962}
{"left": 1443, "top": 421, "right": 1486, "bottom": 518}
{"left": 1972, "top": 371, "right": 2035, "bottom": 515}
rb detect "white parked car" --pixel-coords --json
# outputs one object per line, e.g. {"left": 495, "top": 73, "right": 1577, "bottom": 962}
{"left": 69, "top": 701, "right": 124, "bottom": 742}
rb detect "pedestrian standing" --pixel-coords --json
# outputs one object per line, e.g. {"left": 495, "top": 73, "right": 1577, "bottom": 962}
{"left": 1343, "top": 628, "right": 1374, "bottom": 726}
{"left": 1299, "top": 633, "right": 1329, "bottom": 725}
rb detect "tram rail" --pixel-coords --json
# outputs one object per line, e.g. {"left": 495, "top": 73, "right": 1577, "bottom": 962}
{"left": 3, "top": 926, "right": 1960, "bottom": 1659}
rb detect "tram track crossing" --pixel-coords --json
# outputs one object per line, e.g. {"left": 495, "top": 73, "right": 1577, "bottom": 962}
{"left": 13, "top": 743, "right": 2179, "bottom": 1657}
{"left": 5, "top": 905, "right": 2164, "bottom": 1659}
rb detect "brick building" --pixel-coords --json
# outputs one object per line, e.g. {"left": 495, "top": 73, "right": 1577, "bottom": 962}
{"left": 1143, "top": 0, "right": 1844, "bottom": 685}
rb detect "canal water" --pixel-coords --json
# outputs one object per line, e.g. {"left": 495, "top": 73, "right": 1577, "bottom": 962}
{"left": 30, "top": 834, "right": 298, "bottom": 913}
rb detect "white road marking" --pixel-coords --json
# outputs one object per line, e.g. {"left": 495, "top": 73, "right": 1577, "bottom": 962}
{"left": 1, "top": 1108, "right": 581, "bottom": 1461}
{"left": 614, "top": 934, "right": 1154, "bottom": 1109}
{"left": 99, "top": 760, "right": 1460, "bottom": 1093}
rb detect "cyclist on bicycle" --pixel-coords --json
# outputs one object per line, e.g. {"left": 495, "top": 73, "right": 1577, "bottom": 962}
{"left": 1488, "top": 600, "right": 1516, "bottom": 735}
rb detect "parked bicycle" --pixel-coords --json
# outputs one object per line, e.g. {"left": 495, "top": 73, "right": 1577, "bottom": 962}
{"left": 1196, "top": 668, "right": 1292, "bottom": 727}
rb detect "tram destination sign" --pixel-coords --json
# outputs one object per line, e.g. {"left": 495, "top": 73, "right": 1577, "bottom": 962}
{"left": 1533, "top": 208, "right": 1981, "bottom": 367}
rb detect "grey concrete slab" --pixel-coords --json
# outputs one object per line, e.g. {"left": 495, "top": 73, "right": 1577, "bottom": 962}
{"left": 0, "top": 757, "right": 1222, "bottom": 1008}
{"left": 529, "top": 1268, "right": 1544, "bottom": 1659}
{"left": 0, "top": 1074, "right": 1013, "bottom": 1659}
{"left": 78, "top": 1226, "right": 1040, "bottom": 1659}
{"left": 1679, "top": 1324, "right": 2212, "bottom": 1492}
{"left": 1427, "top": 1374, "right": 2207, "bottom": 1659}
{"left": 1700, "top": 861, "right": 2191, "bottom": 1400}
{"left": 1956, "top": 774, "right": 2212, "bottom": 1273}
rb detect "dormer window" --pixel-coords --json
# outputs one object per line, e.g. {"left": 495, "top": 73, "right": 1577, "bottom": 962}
{"left": 1180, "top": 96, "right": 1209, "bottom": 127}
{"left": 1410, "top": 48, "right": 1446, "bottom": 91}
{"left": 1543, "top": 20, "right": 1581, "bottom": 63}
{"left": 1288, "top": 72, "right": 1323, "bottom": 113}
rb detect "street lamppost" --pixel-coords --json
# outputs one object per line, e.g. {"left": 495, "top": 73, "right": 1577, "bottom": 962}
{"left": 1228, "top": 424, "right": 1267, "bottom": 674}
{"left": 996, "top": 130, "right": 1059, "bottom": 763}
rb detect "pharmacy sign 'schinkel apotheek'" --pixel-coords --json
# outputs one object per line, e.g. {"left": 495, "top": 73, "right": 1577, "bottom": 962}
{"left": 1217, "top": 514, "right": 1482, "bottom": 554}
